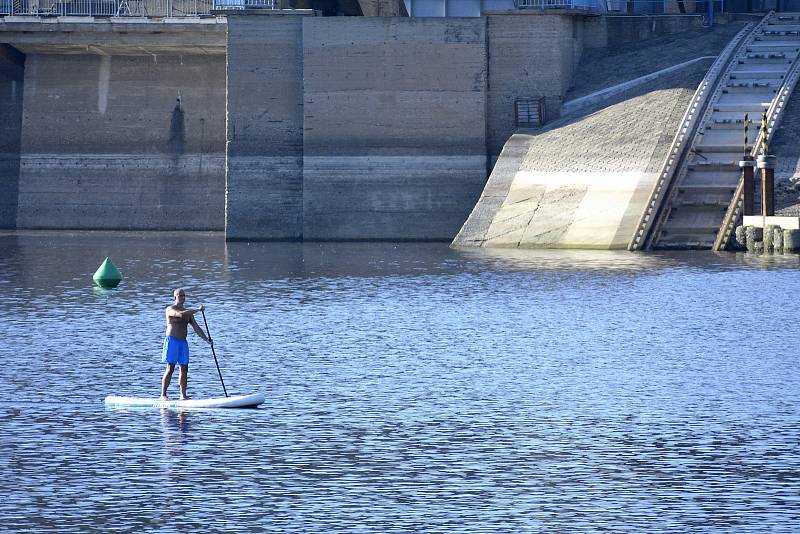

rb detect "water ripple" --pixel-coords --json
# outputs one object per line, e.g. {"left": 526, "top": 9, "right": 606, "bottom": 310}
{"left": 0, "top": 232, "right": 799, "bottom": 532}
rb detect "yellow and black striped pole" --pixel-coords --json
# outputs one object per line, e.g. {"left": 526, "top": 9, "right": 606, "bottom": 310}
{"left": 743, "top": 113, "right": 749, "bottom": 157}
{"left": 757, "top": 109, "right": 775, "bottom": 222}
{"left": 742, "top": 113, "right": 755, "bottom": 216}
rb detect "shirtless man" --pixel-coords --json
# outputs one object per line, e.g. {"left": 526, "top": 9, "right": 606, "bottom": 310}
{"left": 161, "top": 288, "right": 212, "bottom": 400}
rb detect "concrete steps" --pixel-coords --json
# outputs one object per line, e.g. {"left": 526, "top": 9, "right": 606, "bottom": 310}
{"left": 649, "top": 11, "right": 800, "bottom": 250}
{"left": 658, "top": 204, "right": 728, "bottom": 248}
{"left": 748, "top": 41, "right": 800, "bottom": 51}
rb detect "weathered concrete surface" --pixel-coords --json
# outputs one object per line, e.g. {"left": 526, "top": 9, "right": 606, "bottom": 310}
{"left": 0, "top": 45, "right": 24, "bottom": 229}
{"left": 302, "top": 17, "right": 487, "bottom": 240}
{"left": 357, "top": 0, "right": 407, "bottom": 15}
{"left": 486, "top": 13, "right": 583, "bottom": 159}
{"left": 0, "top": 19, "right": 227, "bottom": 56}
{"left": 17, "top": 53, "right": 225, "bottom": 230}
{"left": 584, "top": 14, "right": 707, "bottom": 51}
{"left": 562, "top": 56, "right": 715, "bottom": 116}
{"left": 453, "top": 63, "right": 708, "bottom": 249}
{"left": 3, "top": 12, "right": 736, "bottom": 240}
{"left": 225, "top": 14, "right": 307, "bottom": 240}
{"left": 568, "top": 20, "right": 746, "bottom": 101}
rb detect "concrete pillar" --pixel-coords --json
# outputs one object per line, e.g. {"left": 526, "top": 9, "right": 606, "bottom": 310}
{"left": 225, "top": 12, "right": 310, "bottom": 240}
{"left": 773, "top": 226, "right": 783, "bottom": 253}
{"left": 734, "top": 225, "right": 747, "bottom": 250}
{"left": 745, "top": 225, "right": 763, "bottom": 253}
{"left": 740, "top": 156, "right": 755, "bottom": 216}
{"left": 784, "top": 229, "right": 800, "bottom": 252}
{"left": 764, "top": 224, "right": 778, "bottom": 253}
{"left": 758, "top": 154, "right": 776, "bottom": 217}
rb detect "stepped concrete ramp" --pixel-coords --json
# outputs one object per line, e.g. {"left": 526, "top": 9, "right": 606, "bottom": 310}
{"left": 632, "top": 12, "right": 800, "bottom": 250}
{"left": 452, "top": 63, "right": 710, "bottom": 249}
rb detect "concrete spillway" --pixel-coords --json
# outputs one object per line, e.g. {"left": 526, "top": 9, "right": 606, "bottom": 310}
{"left": 450, "top": 17, "right": 800, "bottom": 251}
{"left": 452, "top": 62, "right": 711, "bottom": 249}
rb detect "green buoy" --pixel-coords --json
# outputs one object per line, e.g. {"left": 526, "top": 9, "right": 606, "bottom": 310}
{"left": 93, "top": 257, "right": 122, "bottom": 288}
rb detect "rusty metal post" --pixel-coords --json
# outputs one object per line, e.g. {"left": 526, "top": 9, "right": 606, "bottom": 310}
{"left": 758, "top": 154, "right": 776, "bottom": 218}
{"left": 740, "top": 156, "right": 756, "bottom": 216}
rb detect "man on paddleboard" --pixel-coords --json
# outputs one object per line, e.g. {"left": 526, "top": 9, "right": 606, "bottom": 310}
{"left": 161, "top": 288, "right": 212, "bottom": 400}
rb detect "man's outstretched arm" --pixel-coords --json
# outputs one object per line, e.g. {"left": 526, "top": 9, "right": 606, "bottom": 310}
{"left": 190, "top": 316, "right": 213, "bottom": 345}
{"left": 168, "top": 305, "right": 204, "bottom": 320}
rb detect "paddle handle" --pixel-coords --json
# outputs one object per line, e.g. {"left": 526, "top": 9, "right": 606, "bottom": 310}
{"left": 201, "top": 309, "right": 228, "bottom": 398}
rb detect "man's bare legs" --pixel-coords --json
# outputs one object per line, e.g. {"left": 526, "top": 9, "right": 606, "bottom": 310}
{"left": 160, "top": 363, "right": 189, "bottom": 400}
{"left": 178, "top": 364, "right": 189, "bottom": 400}
{"left": 161, "top": 363, "right": 175, "bottom": 400}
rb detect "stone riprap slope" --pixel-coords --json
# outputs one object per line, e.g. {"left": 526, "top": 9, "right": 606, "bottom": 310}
{"left": 566, "top": 21, "right": 746, "bottom": 102}
{"left": 453, "top": 62, "right": 709, "bottom": 249}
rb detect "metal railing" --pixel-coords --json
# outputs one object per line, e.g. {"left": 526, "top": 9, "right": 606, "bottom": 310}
{"left": 515, "top": 0, "right": 723, "bottom": 13}
{"left": 213, "top": 0, "right": 274, "bottom": 10}
{"left": 604, "top": 0, "right": 724, "bottom": 15}
{"left": 0, "top": 0, "right": 275, "bottom": 16}
{"left": 515, "top": 0, "right": 599, "bottom": 9}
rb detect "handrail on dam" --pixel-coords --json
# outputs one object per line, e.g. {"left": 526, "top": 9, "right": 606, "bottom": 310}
{"left": 627, "top": 18, "right": 761, "bottom": 251}
{"left": 515, "top": 0, "right": 599, "bottom": 10}
{"left": 0, "top": 0, "right": 274, "bottom": 17}
{"left": 713, "top": 51, "right": 800, "bottom": 251}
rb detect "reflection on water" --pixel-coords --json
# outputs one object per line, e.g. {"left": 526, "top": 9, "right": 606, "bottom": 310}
{"left": 1, "top": 231, "right": 799, "bottom": 532}
{"left": 161, "top": 409, "right": 190, "bottom": 480}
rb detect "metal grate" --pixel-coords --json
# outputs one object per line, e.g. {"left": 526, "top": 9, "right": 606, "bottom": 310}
{"left": 515, "top": 98, "right": 546, "bottom": 128}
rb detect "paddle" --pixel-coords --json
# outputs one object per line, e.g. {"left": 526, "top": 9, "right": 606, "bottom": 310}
{"left": 200, "top": 309, "right": 228, "bottom": 398}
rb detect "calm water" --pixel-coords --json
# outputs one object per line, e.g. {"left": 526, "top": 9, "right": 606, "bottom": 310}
{"left": 1, "top": 231, "right": 799, "bottom": 533}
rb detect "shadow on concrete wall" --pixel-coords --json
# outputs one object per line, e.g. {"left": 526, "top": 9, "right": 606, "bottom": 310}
{"left": 169, "top": 97, "right": 185, "bottom": 156}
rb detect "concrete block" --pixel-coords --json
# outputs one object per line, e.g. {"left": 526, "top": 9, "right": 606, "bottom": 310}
{"left": 773, "top": 226, "right": 784, "bottom": 253}
{"left": 734, "top": 225, "right": 747, "bottom": 250}
{"left": 745, "top": 225, "right": 763, "bottom": 253}
{"left": 764, "top": 224, "right": 777, "bottom": 252}
{"left": 784, "top": 229, "right": 800, "bottom": 252}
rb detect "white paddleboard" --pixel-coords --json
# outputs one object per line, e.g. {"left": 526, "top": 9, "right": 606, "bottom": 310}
{"left": 104, "top": 392, "right": 265, "bottom": 409}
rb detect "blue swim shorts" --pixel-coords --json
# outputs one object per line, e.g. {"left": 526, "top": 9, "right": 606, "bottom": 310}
{"left": 162, "top": 336, "right": 189, "bottom": 365}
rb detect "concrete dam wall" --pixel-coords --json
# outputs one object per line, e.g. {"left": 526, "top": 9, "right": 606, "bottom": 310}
{"left": 1, "top": 20, "right": 227, "bottom": 231}
{"left": 225, "top": 12, "right": 587, "bottom": 241}
{"left": 19, "top": 53, "right": 226, "bottom": 230}
{"left": 1, "top": 12, "right": 719, "bottom": 240}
